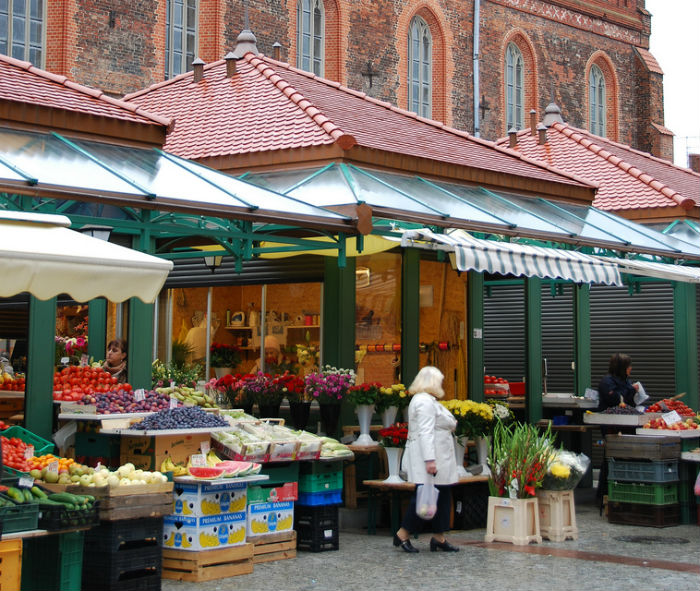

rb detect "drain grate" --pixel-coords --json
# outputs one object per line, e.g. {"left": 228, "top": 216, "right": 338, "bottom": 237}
{"left": 614, "top": 535, "right": 690, "bottom": 545}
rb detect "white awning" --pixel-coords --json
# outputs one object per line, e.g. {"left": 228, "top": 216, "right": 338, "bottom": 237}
{"left": 600, "top": 257, "right": 700, "bottom": 284}
{"left": 401, "top": 229, "right": 623, "bottom": 285}
{"left": 1, "top": 211, "right": 173, "bottom": 303}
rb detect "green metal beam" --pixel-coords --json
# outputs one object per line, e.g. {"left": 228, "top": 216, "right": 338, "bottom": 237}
{"left": 322, "top": 257, "right": 356, "bottom": 370}
{"left": 127, "top": 298, "right": 155, "bottom": 389}
{"left": 673, "top": 282, "right": 699, "bottom": 410}
{"left": 525, "top": 277, "right": 543, "bottom": 423}
{"left": 467, "top": 271, "right": 485, "bottom": 402}
{"left": 25, "top": 296, "right": 56, "bottom": 440}
{"left": 88, "top": 299, "right": 108, "bottom": 363}
{"left": 573, "top": 284, "right": 591, "bottom": 396}
{"left": 401, "top": 248, "right": 420, "bottom": 387}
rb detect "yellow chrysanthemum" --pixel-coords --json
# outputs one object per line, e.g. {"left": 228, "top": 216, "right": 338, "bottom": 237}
{"left": 550, "top": 463, "right": 571, "bottom": 479}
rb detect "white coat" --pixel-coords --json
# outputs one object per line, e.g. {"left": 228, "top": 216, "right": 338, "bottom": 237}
{"left": 401, "top": 392, "right": 458, "bottom": 485}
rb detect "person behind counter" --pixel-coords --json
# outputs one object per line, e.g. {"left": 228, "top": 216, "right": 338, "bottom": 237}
{"left": 393, "top": 366, "right": 460, "bottom": 554}
{"left": 597, "top": 352, "right": 639, "bottom": 412}
{"left": 103, "top": 338, "right": 127, "bottom": 384}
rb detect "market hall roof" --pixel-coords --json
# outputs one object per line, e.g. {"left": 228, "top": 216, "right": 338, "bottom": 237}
{"left": 496, "top": 120, "right": 700, "bottom": 223}
{"left": 123, "top": 53, "right": 598, "bottom": 204}
{"left": 0, "top": 54, "right": 171, "bottom": 145}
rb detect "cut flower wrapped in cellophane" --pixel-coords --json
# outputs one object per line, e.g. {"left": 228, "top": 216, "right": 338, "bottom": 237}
{"left": 541, "top": 450, "right": 590, "bottom": 490}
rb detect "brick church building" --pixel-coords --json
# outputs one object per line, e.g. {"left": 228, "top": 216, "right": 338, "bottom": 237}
{"left": 2, "top": 1, "right": 670, "bottom": 159}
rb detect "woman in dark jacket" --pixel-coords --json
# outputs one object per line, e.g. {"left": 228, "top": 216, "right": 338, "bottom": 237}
{"left": 597, "top": 353, "right": 638, "bottom": 411}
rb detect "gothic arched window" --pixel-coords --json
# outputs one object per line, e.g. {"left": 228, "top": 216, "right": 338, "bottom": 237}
{"left": 408, "top": 16, "right": 432, "bottom": 118}
{"left": 297, "top": 0, "right": 324, "bottom": 76}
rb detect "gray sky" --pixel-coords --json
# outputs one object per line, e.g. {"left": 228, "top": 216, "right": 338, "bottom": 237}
{"left": 646, "top": 0, "right": 700, "bottom": 168}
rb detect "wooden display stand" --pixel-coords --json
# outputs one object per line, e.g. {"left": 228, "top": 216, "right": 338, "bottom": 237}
{"left": 484, "top": 496, "right": 541, "bottom": 545}
{"left": 536, "top": 490, "right": 578, "bottom": 541}
{"left": 162, "top": 543, "right": 254, "bottom": 582}
{"left": 251, "top": 530, "right": 297, "bottom": 564}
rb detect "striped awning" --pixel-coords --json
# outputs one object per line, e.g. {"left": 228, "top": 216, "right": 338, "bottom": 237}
{"left": 401, "top": 229, "right": 623, "bottom": 285}
{"left": 599, "top": 257, "right": 700, "bottom": 284}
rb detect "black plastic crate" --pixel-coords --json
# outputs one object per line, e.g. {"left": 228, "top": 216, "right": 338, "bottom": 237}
{"left": 607, "top": 501, "right": 680, "bottom": 528}
{"left": 38, "top": 501, "right": 99, "bottom": 531}
{"left": 452, "top": 483, "right": 489, "bottom": 530}
{"left": 84, "top": 517, "right": 163, "bottom": 552}
{"left": 82, "top": 545, "right": 161, "bottom": 586}
{"left": 81, "top": 570, "right": 161, "bottom": 591}
{"left": 295, "top": 505, "right": 339, "bottom": 552}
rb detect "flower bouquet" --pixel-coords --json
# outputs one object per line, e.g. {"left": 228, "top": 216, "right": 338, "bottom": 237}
{"left": 488, "top": 421, "right": 554, "bottom": 498}
{"left": 487, "top": 399, "right": 515, "bottom": 425}
{"left": 304, "top": 365, "right": 356, "bottom": 404}
{"left": 346, "top": 382, "right": 382, "bottom": 406}
{"left": 440, "top": 399, "right": 494, "bottom": 442}
{"left": 209, "top": 342, "right": 241, "bottom": 368}
{"left": 541, "top": 450, "right": 590, "bottom": 491}
{"left": 376, "top": 383, "right": 408, "bottom": 412}
{"left": 210, "top": 373, "right": 251, "bottom": 410}
{"left": 282, "top": 373, "right": 307, "bottom": 403}
{"left": 55, "top": 335, "right": 88, "bottom": 366}
{"left": 241, "top": 371, "right": 290, "bottom": 407}
{"left": 377, "top": 423, "right": 408, "bottom": 448}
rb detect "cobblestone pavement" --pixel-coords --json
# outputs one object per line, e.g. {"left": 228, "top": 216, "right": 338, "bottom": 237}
{"left": 162, "top": 494, "right": 700, "bottom": 591}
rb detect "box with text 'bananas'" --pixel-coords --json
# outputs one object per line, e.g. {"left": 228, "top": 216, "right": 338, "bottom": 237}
{"left": 163, "top": 512, "right": 247, "bottom": 551}
{"left": 172, "top": 480, "right": 247, "bottom": 517}
{"left": 247, "top": 501, "right": 294, "bottom": 537}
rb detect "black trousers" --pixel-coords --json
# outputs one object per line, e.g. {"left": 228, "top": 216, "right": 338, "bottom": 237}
{"left": 399, "top": 484, "right": 452, "bottom": 534}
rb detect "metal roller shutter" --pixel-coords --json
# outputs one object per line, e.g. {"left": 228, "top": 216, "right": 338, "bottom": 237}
{"left": 541, "top": 285, "right": 574, "bottom": 394}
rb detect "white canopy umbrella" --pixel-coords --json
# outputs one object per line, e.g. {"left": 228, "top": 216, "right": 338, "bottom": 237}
{"left": 0, "top": 211, "right": 172, "bottom": 303}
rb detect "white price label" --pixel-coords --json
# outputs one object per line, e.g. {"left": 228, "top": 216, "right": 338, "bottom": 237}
{"left": 200, "top": 441, "right": 210, "bottom": 454}
{"left": 169, "top": 397, "right": 178, "bottom": 409}
{"left": 190, "top": 454, "right": 206, "bottom": 467}
{"left": 18, "top": 476, "right": 34, "bottom": 488}
{"left": 170, "top": 381, "right": 176, "bottom": 388}
{"left": 134, "top": 389, "right": 146, "bottom": 401}
{"left": 662, "top": 410, "right": 682, "bottom": 426}
{"left": 60, "top": 356, "right": 70, "bottom": 365}
{"left": 47, "top": 460, "right": 59, "bottom": 474}
{"left": 23, "top": 445, "right": 35, "bottom": 459}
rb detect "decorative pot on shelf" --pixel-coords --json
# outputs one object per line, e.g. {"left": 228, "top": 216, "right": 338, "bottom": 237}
{"left": 381, "top": 406, "right": 398, "bottom": 428}
{"left": 475, "top": 435, "right": 492, "bottom": 477}
{"left": 289, "top": 401, "right": 312, "bottom": 431}
{"left": 354, "top": 404, "right": 375, "bottom": 446}
{"left": 319, "top": 403, "right": 341, "bottom": 438}
{"left": 382, "top": 446, "right": 405, "bottom": 484}
{"left": 454, "top": 437, "right": 469, "bottom": 479}
{"left": 213, "top": 367, "right": 234, "bottom": 379}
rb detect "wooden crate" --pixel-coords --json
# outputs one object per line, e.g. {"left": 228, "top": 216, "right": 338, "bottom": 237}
{"left": 98, "top": 491, "right": 174, "bottom": 521}
{"left": 252, "top": 530, "right": 296, "bottom": 564}
{"left": 162, "top": 543, "right": 254, "bottom": 582}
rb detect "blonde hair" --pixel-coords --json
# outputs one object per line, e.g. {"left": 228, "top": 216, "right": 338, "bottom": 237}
{"left": 408, "top": 366, "right": 445, "bottom": 399}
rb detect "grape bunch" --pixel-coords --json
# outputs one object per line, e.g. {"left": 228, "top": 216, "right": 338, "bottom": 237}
{"left": 129, "top": 406, "right": 229, "bottom": 430}
{"left": 602, "top": 406, "right": 642, "bottom": 415}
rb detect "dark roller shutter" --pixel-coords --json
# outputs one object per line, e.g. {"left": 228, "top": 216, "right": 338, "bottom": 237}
{"left": 590, "top": 283, "right": 675, "bottom": 401}
{"left": 542, "top": 284, "right": 574, "bottom": 393}
{"left": 483, "top": 282, "right": 525, "bottom": 382}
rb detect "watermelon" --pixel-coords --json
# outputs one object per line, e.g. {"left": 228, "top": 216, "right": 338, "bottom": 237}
{"left": 215, "top": 460, "right": 254, "bottom": 477}
{"left": 187, "top": 466, "right": 225, "bottom": 479}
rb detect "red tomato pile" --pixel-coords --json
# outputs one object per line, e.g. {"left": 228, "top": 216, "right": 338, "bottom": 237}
{"left": 1, "top": 435, "right": 32, "bottom": 472}
{"left": 0, "top": 374, "right": 25, "bottom": 391}
{"left": 484, "top": 375, "right": 509, "bottom": 396}
{"left": 0, "top": 420, "right": 10, "bottom": 431}
{"left": 53, "top": 366, "right": 132, "bottom": 402}
{"left": 646, "top": 399, "right": 695, "bottom": 417}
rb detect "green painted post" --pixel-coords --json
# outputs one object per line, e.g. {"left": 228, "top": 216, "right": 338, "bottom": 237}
{"left": 525, "top": 278, "right": 543, "bottom": 423}
{"left": 674, "top": 282, "right": 699, "bottom": 410}
{"left": 87, "top": 298, "right": 108, "bottom": 363}
{"left": 467, "top": 271, "right": 485, "bottom": 402}
{"left": 401, "top": 248, "right": 420, "bottom": 388}
{"left": 25, "top": 296, "right": 56, "bottom": 440}
{"left": 573, "top": 284, "right": 591, "bottom": 396}
{"left": 127, "top": 298, "right": 155, "bottom": 389}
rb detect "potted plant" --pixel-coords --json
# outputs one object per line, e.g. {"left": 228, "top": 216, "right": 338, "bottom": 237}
{"left": 440, "top": 399, "right": 495, "bottom": 477}
{"left": 347, "top": 382, "right": 382, "bottom": 446}
{"left": 284, "top": 373, "right": 312, "bottom": 430}
{"left": 377, "top": 422, "right": 408, "bottom": 483}
{"left": 209, "top": 342, "right": 241, "bottom": 377}
{"left": 241, "top": 371, "right": 294, "bottom": 418}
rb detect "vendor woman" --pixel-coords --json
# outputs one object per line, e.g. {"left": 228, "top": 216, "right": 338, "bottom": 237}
{"left": 596, "top": 352, "right": 639, "bottom": 412}
{"left": 103, "top": 338, "right": 128, "bottom": 384}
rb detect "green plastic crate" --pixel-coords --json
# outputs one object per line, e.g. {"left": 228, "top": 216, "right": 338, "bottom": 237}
{"left": 607, "top": 481, "right": 678, "bottom": 505}
{"left": 21, "top": 531, "right": 84, "bottom": 591}
{"left": 261, "top": 462, "right": 299, "bottom": 485}
{"left": 299, "top": 460, "right": 343, "bottom": 475}
{"left": 299, "top": 470, "right": 343, "bottom": 493}
{"left": 1, "top": 425, "right": 54, "bottom": 456}
{"left": 0, "top": 501, "right": 39, "bottom": 534}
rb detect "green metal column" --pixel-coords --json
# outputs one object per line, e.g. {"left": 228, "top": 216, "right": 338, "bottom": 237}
{"left": 673, "top": 282, "right": 699, "bottom": 410}
{"left": 467, "top": 271, "right": 485, "bottom": 402}
{"left": 401, "top": 248, "right": 420, "bottom": 387}
{"left": 25, "top": 296, "right": 56, "bottom": 440}
{"left": 87, "top": 298, "right": 107, "bottom": 363}
{"left": 322, "top": 256, "right": 356, "bottom": 370}
{"left": 127, "top": 298, "right": 155, "bottom": 389}
{"left": 525, "top": 277, "right": 543, "bottom": 423}
{"left": 573, "top": 284, "right": 591, "bottom": 396}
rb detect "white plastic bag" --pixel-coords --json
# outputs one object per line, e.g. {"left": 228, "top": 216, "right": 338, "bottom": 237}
{"left": 633, "top": 381, "right": 649, "bottom": 406}
{"left": 416, "top": 477, "right": 439, "bottom": 520}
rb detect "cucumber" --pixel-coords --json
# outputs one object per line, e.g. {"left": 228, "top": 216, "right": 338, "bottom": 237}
{"left": 7, "top": 487, "right": 25, "bottom": 504}
{"left": 30, "top": 486, "right": 48, "bottom": 500}
{"left": 23, "top": 488, "right": 34, "bottom": 503}
{"left": 48, "top": 492, "right": 84, "bottom": 505}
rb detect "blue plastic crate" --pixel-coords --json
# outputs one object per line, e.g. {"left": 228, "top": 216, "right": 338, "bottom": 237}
{"left": 297, "top": 489, "right": 342, "bottom": 506}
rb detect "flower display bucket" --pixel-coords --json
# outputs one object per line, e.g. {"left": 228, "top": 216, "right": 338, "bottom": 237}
{"left": 484, "top": 496, "right": 541, "bottom": 545}
{"left": 319, "top": 403, "right": 341, "bottom": 438}
{"left": 289, "top": 401, "right": 311, "bottom": 430}
{"left": 536, "top": 490, "right": 578, "bottom": 542}
{"left": 454, "top": 438, "right": 470, "bottom": 479}
{"left": 258, "top": 402, "right": 282, "bottom": 418}
{"left": 213, "top": 367, "right": 234, "bottom": 379}
{"left": 355, "top": 404, "right": 375, "bottom": 446}
{"left": 381, "top": 406, "right": 398, "bottom": 428}
{"left": 382, "top": 446, "right": 405, "bottom": 484}
{"left": 475, "top": 436, "right": 492, "bottom": 477}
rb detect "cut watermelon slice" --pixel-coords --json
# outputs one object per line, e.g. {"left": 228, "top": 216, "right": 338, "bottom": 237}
{"left": 215, "top": 461, "right": 246, "bottom": 477}
{"left": 187, "top": 466, "right": 225, "bottom": 479}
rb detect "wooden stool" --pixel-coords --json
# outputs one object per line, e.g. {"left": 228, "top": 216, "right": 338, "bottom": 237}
{"left": 536, "top": 490, "right": 578, "bottom": 541}
{"left": 484, "top": 496, "right": 541, "bottom": 545}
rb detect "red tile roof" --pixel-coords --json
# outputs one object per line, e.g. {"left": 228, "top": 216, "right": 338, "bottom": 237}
{"left": 0, "top": 54, "right": 170, "bottom": 127}
{"left": 124, "top": 53, "right": 592, "bottom": 192}
{"left": 495, "top": 122, "right": 700, "bottom": 213}
{"left": 635, "top": 47, "right": 664, "bottom": 76}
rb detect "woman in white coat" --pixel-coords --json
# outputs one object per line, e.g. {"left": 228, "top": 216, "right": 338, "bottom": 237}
{"left": 394, "top": 366, "right": 460, "bottom": 553}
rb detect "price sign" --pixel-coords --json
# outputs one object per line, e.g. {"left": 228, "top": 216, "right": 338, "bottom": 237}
{"left": 47, "top": 460, "right": 59, "bottom": 474}
{"left": 23, "top": 445, "right": 35, "bottom": 459}
{"left": 134, "top": 389, "right": 146, "bottom": 401}
{"left": 60, "top": 356, "right": 70, "bottom": 365}
{"left": 18, "top": 476, "right": 34, "bottom": 488}
{"left": 190, "top": 454, "right": 206, "bottom": 468}
{"left": 169, "top": 397, "right": 178, "bottom": 409}
{"left": 662, "top": 410, "right": 682, "bottom": 426}
{"left": 200, "top": 441, "right": 210, "bottom": 454}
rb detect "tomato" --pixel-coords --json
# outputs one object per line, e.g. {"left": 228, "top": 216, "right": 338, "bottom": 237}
{"left": 110, "top": 376, "right": 118, "bottom": 385}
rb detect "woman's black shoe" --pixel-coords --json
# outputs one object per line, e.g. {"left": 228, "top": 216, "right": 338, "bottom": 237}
{"left": 430, "top": 538, "right": 459, "bottom": 552}
{"left": 393, "top": 534, "right": 419, "bottom": 553}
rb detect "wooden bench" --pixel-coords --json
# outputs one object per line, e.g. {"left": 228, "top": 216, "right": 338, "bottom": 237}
{"left": 362, "top": 475, "right": 490, "bottom": 535}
